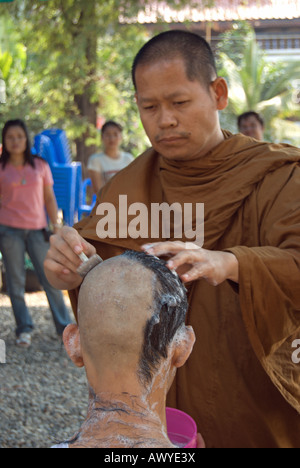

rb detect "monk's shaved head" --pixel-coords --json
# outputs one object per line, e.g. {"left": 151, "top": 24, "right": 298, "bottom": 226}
{"left": 77, "top": 250, "right": 188, "bottom": 386}
{"left": 132, "top": 30, "right": 217, "bottom": 91}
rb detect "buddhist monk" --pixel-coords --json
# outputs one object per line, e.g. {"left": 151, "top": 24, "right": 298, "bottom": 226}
{"left": 44, "top": 30, "right": 300, "bottom": 448}
{"left": 52, "top": 251, "right": 196, "bottom": 448}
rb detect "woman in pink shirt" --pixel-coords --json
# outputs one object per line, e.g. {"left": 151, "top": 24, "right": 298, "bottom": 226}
{"left": 0, "top": 119, "right": 71, "bottom": 347}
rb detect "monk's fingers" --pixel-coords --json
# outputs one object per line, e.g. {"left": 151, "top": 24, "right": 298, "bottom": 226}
{"left": 142, "top": 241, "right": 184, "bottom": 256}
{"left": 142, "top": 241, "right": 201, "bottom": 257}
{"left": 78, "top": 237, "right": 97, "bottom": 258}
{"left": 43, "top": 257, "right": 76, "bottom": 278}
{"left": 51, "top": 226, "right": 96, "bottom": 269}
{"left": 60, "top": 226, "right": 96, "bottom": 257}
{"left": 180, "top": 263, "right": 222, "bottom": 286}
{"left": 177, "top": 251, "right": 238, "bottom": 286}
{"left": 48, "top": 232, "right": 81, "bottom": 270}
{"left": 166, "top": 249, "right": 205, "bottom": 271}
{"left": 180, "top": 264, "right": 208, "bottom": 284}
{"left": 45, "top": 245, "right": 81, "bottom": 275}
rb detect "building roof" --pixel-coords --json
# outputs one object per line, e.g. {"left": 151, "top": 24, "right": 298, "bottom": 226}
{"left": 120, "top": 0, "right": 300, "bottom": 24}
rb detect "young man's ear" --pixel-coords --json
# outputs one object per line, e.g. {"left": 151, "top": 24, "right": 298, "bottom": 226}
{"left": 172, "top": 326, "right": 196, "bottom": 368}
{"left": 63, "top": 324, "right": 84, "bottom": 368}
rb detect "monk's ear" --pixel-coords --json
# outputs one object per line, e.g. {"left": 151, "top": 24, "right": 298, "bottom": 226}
{"left": 172, "top": 326, "right": 196, "bottom": 368}
{"left": 63, "top": 324, "right": 84, "bottom": 368}
{"left": 211, "top": 77, "right": 228, "bottom": 111}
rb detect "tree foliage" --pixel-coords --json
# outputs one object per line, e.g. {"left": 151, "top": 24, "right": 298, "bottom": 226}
{"left": 0, "top": 0, "right": 212, "bottom": 165}
{"left": 0, "top": 15, "right": 27, "bottom": 105}
{"left": 0, "top": 0, "right": 152, "bottom": 165}
{"left": 217, "top": 23, "right": 300, "bottom": 144}
{"left": 1, "top": 3, "right": 299, "bottom": 159}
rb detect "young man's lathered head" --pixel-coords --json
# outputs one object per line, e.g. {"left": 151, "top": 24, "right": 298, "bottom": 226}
{"left": 62, "top": 251, "right": 195, "bottom": 448}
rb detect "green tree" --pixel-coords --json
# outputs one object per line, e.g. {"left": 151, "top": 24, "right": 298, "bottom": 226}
{"left": 95, "top": 26, "right": 150, "bottom": 156}
{"left": 12, "top": 0, "right": 120, "bottom": 167}
{"left": 0, "top": 15, "right": 27, "bottom": 112}
{"left": 1, "top": 0, "right": 209, "bottom": 168}
{"left": 0, "top": 0, "right": 143, "bottom": 167}
{"left": 217, "top": 24, "right": 300, "bottom": 144}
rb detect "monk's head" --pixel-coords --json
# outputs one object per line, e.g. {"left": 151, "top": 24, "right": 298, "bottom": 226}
{"left": 132, "top": 30, "right": 218, "bottom": 93}
{"left": 132, "top": 30, "right": 228, "bottom": 162}
{"left": 63, "top": 250, "right": 195, "bottom": 397}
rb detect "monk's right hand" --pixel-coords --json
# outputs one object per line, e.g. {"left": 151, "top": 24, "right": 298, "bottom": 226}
{"left": 44, "top": 226, "right": 96, "bottom": 291}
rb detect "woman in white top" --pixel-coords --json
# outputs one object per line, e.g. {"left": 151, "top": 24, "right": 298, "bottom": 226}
{"left": 87, "top": 121, "right": 134, "bottom": 194}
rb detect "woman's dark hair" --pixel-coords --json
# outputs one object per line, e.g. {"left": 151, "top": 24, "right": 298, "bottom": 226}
{"left": 0, "top": 119, "right": 42, "bottom": 169}
{"left": 101, "top": 120, "right": 123, "bottom": 136}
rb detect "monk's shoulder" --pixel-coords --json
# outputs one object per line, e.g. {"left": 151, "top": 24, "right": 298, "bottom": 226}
{"left": 255, "top": 156, "right": 300, "bottom": 213}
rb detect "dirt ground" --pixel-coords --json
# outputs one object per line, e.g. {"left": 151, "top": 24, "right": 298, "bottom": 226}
{"left": 0, "top": 291, "right": 88, "bottom": 448}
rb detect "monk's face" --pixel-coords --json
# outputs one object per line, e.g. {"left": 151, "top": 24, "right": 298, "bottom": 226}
{"left": 135, "top": 58, "right": 227, "bottom": 161}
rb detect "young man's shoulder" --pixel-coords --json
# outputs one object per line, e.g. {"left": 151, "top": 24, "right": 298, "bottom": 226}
{"left": 120, "top": 148, "right": 156, "bottom": 169}
{"left": 89, "top": 152, "right": 106, "bottom": 160}
{"left": 121, "top": 151, "right": 135, "bottom": 161}
{"left": 100, "top": 148, "right": 157, "bottom": 190}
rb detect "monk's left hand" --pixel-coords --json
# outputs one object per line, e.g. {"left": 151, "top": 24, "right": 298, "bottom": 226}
{"left": 142, "top": 241, "right": 239, "bottom": 286}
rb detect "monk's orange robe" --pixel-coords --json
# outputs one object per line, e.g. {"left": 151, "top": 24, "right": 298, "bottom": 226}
{"left": 70, "top": 131, "right": 300, "bottom": 448}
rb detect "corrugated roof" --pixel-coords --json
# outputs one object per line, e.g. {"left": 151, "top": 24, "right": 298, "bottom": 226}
{"left": 120, "top": 0, "right": 300, "bottom": 23}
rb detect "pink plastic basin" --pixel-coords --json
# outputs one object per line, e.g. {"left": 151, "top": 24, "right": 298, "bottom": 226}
{"left": 166, "top": 407, "right": 198, "bottom": 448}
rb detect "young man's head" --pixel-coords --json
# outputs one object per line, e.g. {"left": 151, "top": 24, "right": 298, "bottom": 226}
{"left": 132, "top": 30, "right": 228, "bottom": 162}
{"left": 237, "top": 111, "right": 264, "bottom": 141}
{"left": 63, "top": 251, "right": 195, "bottom": 399}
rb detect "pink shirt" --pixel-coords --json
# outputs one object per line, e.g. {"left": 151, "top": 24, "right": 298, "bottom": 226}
{"left": 0, "top": 158, "right": 53, "bottom": 230}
